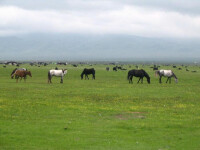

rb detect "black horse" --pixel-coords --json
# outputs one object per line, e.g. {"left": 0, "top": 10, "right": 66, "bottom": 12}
{"left": 127, "top": 69, "right": 150, "bottom": 84}
{"left": 81, "top": 68, "right": 95, "bottom": 80}
{"left": 113, "top": 67, "right": 117, "bottom": 71}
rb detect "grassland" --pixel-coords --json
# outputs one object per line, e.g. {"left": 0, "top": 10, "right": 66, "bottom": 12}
{"left": 0, "top": 64, "right": 200, "bottom": 150}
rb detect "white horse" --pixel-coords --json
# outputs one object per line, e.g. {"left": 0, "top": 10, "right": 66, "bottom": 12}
{"left": 48, "top": 69, "right": 67, "bottom": 83}
{"left": 155, "top": 70, "right": 178, "bottom": 84}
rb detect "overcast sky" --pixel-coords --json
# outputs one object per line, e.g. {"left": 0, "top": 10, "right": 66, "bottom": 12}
{"left": 1, "top": 0, "right": 200, "bottom": 38}
{"left": 0, "top": 0, "right": 200, "bottom": 61}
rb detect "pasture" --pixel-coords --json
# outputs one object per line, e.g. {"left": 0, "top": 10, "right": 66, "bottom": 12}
{"left": 0, "top": 64, "right": 200, "bottom": 149}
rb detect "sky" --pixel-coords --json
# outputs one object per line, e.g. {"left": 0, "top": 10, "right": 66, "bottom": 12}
{"left": 0, "top": 0, "right": 200, "bottom": 61}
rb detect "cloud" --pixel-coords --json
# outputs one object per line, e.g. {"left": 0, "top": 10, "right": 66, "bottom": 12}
{"left": 2, "top": 0, "right": 200, "bottom": 15}
{"left": 0, "top": 5, "right": 200, "bottom": 38}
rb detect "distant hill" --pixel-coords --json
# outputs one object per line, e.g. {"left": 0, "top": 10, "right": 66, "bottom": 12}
{"left": 0, "top": 33, "right": 199, "bottom": 61}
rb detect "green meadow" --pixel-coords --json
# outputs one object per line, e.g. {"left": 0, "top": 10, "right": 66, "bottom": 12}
{"left": 0, "top": 64, "right": 200, "bottom": 150}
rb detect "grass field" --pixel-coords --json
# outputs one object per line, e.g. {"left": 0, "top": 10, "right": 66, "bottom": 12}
{"left": 0, "top": 64, "right": 200, "bottom": 150}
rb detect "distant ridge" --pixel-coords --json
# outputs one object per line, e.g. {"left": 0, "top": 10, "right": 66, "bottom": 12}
{"left": 0, "top": 33, "right": 199, "bottom": 61}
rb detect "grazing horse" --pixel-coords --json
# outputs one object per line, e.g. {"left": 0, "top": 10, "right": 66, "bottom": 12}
{"left": 72, "top": 64, "right": 78, "bottom": 67}
{"left": 127, "top": 69, "right": 150, "bottom": 84}
{"left": 81, "top": 68, "right": 95, "bottom": 80}
{"left": 155, "top": 70, "right": 178, "bottom": 84}
{"left": 12, "top": 70, "right": 32, "bottom": 83}
{"left": 48, "top": 69, "right": 67, "bottom": 83}
{"left": 113, "top": 67, "right": 117, "bottom": 71}
{"left": 11, "top": 68, "right": 27, "bottom": 79}
{"left": 153, "top": 67, "right": 158, "bottom": 70}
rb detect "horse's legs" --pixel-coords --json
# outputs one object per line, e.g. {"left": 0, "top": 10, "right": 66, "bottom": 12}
{"left": 128, "top": 76, "right": 131, "bottom": 83}
{"left": 159, "top": 76, "right": 162, "bottom": 83}
{"left": 137, "top": 78, "right": 141, "bottom": 84}
{"left": 48, "top": 78, "right": 51, "bottom": 83}
{"left": 141, "top": 77, "right": 143, "bottom": 84}
{"left": 130, "top": 76, "right": 133, "bottom": 83}
{"left": 169, "top": 77, "right": 171, "bottom": 84}
{"left": 166, "top": 77, "right": 169, "bottom": 83}
{"left": 60, "top": 76, "right": 63, "bottom": 83}
{"left": 48, "top": 76, "right": 52, "bottom": 83}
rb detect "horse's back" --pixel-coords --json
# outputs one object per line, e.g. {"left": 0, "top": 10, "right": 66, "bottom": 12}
{"left": 49, "top": 70, "right": 65, "bottom": 76}
{"left": 83, "top": 68, "right": 95, "bottom": 74}
{"left": 15, "top": 70, "right": 26, "bottom": 77}
{"left": 50, "top": 70, "right": 59, "bottom": 74}
{"left": 160, "top": 70, "right": 173, "bottom": 76}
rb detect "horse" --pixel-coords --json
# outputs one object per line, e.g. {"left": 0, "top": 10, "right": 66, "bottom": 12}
{"left": 81, "top": 68, "right": 95, "bottom": 80}
{"left": 72, "top": 64, "right": 78, "bottom": 67}
{"left": 113, "top": 67, "right": 117, "bottom": 71}
{"left": 11, "top": 70, "right": 32, "bottom": 83}
{"left": 155, "top": 70, "right": 178, "bottom": 84}
{"left": 48, "top": 69, "right": 67, "bottom": 83}
{"left": 11, "top": 68, "right": 27, "bottom": 79}
{"left": 106, "top": 67, "right": 109, "bottom": 71}
{"left": 153, "top": 67, "right": 158, "bottom": 70}
{"left": 127, "top": 69, "right": 150, "bottom": 84}
{"left": 117, "top": 66, "right": 122, "bottom": 70}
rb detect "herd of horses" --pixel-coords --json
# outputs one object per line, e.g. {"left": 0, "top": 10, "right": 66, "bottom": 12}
{"left": 10, "top": 67, "right": 178, "bottom": 84}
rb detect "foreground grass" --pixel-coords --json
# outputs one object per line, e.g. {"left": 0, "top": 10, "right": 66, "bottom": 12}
{"left": 0, "top": 64, "right": 200, "bottom": 149}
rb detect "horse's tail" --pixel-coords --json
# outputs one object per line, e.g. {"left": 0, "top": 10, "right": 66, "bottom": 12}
{"left": 155, "top": 71, "right": 158, "bottom": 77}
{"left": 48, "top": 71, "right": 51, "bottom": 82}
{"left": 127, "top": 71, "right": 130, "bottom": 80}
{"left": 11, "top": 73, "right": 15, "bottom": 79}
{"left": 11, "top": 68, "right": 17, "bottom": 78}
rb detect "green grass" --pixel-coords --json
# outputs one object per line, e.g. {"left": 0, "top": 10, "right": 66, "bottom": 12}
{"left": 0, "top": 64, "right": 200, "bottom": 150}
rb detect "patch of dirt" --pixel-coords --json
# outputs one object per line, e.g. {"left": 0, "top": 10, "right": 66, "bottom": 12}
{"left": 129, "top": 112, "right": 147, "bottom": 114}
{"left": 115, "top": 112, "right": 146, "bottom": 120}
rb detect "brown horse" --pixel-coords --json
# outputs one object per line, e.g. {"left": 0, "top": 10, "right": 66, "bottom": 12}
{"left": 12, "top": 70, "right": 32, "bottom": 83}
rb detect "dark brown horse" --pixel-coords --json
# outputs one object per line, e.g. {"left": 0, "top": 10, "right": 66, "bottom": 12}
{"left": 127, "top": 69, "right": 150, "bottom": 84}
{"left": 12, "top": 70, "right": 32, "bottom": 83}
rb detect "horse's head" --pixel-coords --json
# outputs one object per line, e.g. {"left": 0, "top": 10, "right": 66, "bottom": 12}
{"left": 147, "top": 77, "right": 150, "bottom": 84}
{"left": 28, "top": 71, "right": 32, "bottom": 77}
{"left": 63, "top": 69, "right": 67, "bottom": 75}
{"left": 81, "top": 73, "right": 84, "bottom": 79}
{"left": 175, "top": 78, "right": 178, "bottom": 83}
